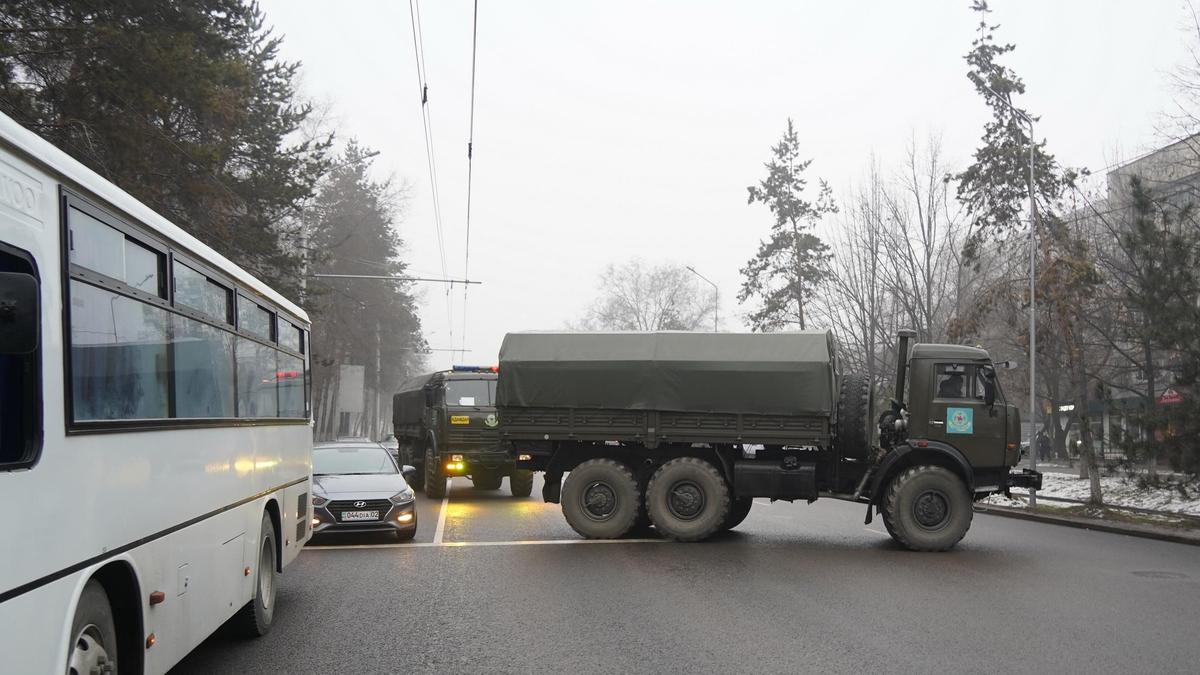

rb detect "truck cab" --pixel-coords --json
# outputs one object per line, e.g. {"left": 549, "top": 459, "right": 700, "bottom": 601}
{"left": 392, "top": 366, "right": 534, "bottom": 499}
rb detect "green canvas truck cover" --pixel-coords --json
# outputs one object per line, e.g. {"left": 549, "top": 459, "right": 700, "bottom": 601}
{"left": 393, "top": 372, "right": 437, "bottom": 427}
{"left": 497, "top": 331, "right": 837, "bottom": 417}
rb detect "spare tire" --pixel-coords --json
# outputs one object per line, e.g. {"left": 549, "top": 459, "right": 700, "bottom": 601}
{"left": 836, "top": 371, "right": 874, "bottom": 460}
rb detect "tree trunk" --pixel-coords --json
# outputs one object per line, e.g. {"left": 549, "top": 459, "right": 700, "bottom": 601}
{"left": 1073, "top": 360, "right": 1103, "bottom": 505}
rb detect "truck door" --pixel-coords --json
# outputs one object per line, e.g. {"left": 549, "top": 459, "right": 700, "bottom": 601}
{"left": 925, "top": 363, "right": 1005, "bottom": 470}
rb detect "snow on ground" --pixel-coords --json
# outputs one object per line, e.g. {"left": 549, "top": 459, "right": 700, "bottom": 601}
{"left": 982, "top": 472, "right": 1200, "bottom": 516}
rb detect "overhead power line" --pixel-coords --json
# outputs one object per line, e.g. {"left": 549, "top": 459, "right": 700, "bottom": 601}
{"left": 408, "top": 0, "right": 456, "bottom": 351}
{"left": 460, "top": 0, "right": 481, "bottom": 363}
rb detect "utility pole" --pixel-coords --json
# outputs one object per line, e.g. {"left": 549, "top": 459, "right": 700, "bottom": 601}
{"left": 980, "top": 82, "right": 1038, "bottom": 507}
{"left": 685, "top": 266, "right": 719, "bottom": 332}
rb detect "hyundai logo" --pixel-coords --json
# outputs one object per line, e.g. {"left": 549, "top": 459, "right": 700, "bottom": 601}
{"left": 353, "top": 500, "right": 367, "bottom": 508}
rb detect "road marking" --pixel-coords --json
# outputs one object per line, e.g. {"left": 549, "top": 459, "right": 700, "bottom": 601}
{"left": 432, "top": 478, "right": 451, "bottom": 545}
{"left": 305, "top": 538, "right": 667, "bottom": 551}
{"left": 863, "top": 527, "right": 890, "bottom": 538}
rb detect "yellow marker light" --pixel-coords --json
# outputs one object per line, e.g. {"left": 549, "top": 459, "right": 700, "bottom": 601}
{"left": 451, "top": 454, "right": 464, "bottom": 462}
{"left": 445, "top": 461, "right": 465, "bottom": 472}
{"left": 397, "top": 513, "right": 414, "bottom": 523}
{"left": 518, "top": 454, "right": 532, "bottom": 461}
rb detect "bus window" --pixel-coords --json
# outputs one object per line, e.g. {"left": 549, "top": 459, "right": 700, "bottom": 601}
{"left": 0, "top": 246, "right": 41, "bottom": 468}
{"left": 236, "top": 337, "right": 279, "bottom": 417}
{"left": 173, "top": 314, "right": 236, "bottom": 418}
{"left": 69, "top": 280, "right": 170, "bottom": 420}
{"left": 238, "top": 296, "right": 273, "bottom": 340}
{"left": 68, "top": 206, "right": 163, "bottom": 296}
{"left": 174, "top": 261, "right": 231, "bottom": 322}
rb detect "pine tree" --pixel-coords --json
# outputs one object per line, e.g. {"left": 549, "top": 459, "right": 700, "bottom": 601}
{"left": 0, "top": 0, "right": 331, "bottom": 299}
{"left": 739, "top": 119, "right": 835, "bottom": 331}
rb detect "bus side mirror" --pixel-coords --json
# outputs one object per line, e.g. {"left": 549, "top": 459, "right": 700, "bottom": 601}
{"left": 0, "top": 272, "right": 39, "bottom": 355}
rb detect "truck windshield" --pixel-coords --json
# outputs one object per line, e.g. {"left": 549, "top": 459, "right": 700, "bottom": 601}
{"left": 445, "top": 379, "right": 493, "bottom": 407}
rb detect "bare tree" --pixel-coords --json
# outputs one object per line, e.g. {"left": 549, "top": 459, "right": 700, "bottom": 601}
{"left": 576, "top": 260, "right": 716, "bottom": 331}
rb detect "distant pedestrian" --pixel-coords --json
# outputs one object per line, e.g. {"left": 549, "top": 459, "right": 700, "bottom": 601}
{"left": 1036, "top": 431, "right": 1051, "bottom": 461}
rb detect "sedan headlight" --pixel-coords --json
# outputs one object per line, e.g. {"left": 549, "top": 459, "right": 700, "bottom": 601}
{"left": 312, "top": 495, "right": 328, "bottom": 507}
{"left": 389, "top": 488, "right": 415, "bottom": 505}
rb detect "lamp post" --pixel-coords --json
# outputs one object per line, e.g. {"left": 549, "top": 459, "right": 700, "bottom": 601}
{"left": 685, "top": 266, "right": 719, "bottom": 332}
{"left": 981, "top": 83, "right": 1038, "bottom": 506}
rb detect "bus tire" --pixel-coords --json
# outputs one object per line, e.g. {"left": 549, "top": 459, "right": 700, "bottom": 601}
{"left": 68, "top": 580, "right": 119, "bottom": 675}
{"left": 882, "top": 465, "right": 972, "bottom": 552}
{"left": 234, "top": 511, "right": 277, "bottom": 637}
{"left": 424, "top": 445, "right": 447, "bottom": 499}
{"left": 509, "top": 469, "right": 534, "bottom": 498}
{"left": 646, "top": 457, "right": 730, "bottom": 542}
{"left": 561, "top": 459, "right": 640, "bottom": 539}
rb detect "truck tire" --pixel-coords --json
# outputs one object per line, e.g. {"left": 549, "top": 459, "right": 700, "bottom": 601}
{"left": 509, "top": 469, "right": 534, "bottom": 498}
{"left": 561, "top": 459, "right": 640, "bottom": 539}
{"left": 721, "top": 497, "right": 753, "bottom": 531}
{"left": 405, "top": 443, "right": 425, "bottom": 490}
{"left": 882, "top": 465, "right": 972, "bottom": 551}
{"left": 424, "top": 445, "right": 447, "bottom": 499}
{"left": 472, "top": 472, "right": 503, "bottom": 490}
{"left": 646, "top": 457, "right": 730, "bottom": 542}
{"left": 836, "top": 371, "right": 874, "bottom": 460}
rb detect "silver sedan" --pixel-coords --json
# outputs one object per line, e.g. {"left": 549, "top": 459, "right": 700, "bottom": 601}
{"left": 310, "top": 442, "right": 419, "bottom": 540}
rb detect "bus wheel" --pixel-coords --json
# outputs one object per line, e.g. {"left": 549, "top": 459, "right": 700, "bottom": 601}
{"left": 235, "top": 512, "right": 277, "bottom": 637}
{"left": 68, "top": 580, "right": 118, "bottom": 675}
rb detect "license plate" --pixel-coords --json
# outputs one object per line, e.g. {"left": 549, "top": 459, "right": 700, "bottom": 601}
{"left": 340, "top": 510, "right": 379, "bottom": 522}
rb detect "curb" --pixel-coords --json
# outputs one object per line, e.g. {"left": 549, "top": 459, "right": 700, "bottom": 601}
{"left": 975, "top": 504, "right": 1200, "bottom": 547}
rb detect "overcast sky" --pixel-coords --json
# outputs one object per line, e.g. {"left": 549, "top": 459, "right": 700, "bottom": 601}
{"left": 259, "top": 0, "right": 1193, "bottom": 370}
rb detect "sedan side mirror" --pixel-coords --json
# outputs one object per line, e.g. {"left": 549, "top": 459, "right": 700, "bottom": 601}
{"left": 0, "top": 272, "right": 39, "bottom": 355}
{"left": 401, "top": 465, "right": 418, "bottom": 484}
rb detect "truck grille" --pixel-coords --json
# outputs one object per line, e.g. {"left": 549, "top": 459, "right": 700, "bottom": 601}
{"left": 447, "top": 428, "right": 501, "bottom": 445}
{"left": 328, "top": 499, "right": 392, "bottom": 521}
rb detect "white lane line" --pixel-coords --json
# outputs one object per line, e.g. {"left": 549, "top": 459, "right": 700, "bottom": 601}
{"left": 863, "top": 527, "right": 890, "bottom": 538}
{"left": 432, "top": 478, "right": 451, "bottom": 545}
{"left": 305, "top": 538, "right": 667, "bottom": 551}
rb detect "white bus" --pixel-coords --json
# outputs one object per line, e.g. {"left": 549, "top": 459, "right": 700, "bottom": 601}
{"left": 0, "top": 112, "right": 313, "bottom": 674}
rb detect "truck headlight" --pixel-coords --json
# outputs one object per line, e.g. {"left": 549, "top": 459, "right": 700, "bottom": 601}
{"left": 451, "top": 454, "right": 464, "bottom": 462}
{"left": 518, "top": 454, "right": 532, "bottom": 461}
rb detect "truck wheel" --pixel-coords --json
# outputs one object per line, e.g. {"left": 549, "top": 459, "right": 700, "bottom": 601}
{"left": 882, "top": 465, "right": 972, "bottom": 551}
{"left": 405, "top": 444, "right": 425, "bottom": 490}
{"left": 836, "top": 372, "right": 874, "bottom": 460}
{"left": 424, "top": 446, "right": 447, "bottom": 499}
{"left": 472, "top": 472, "right": 503, "bottom": 490}
{"left": 721, "top": 497, "right": 753, "bottom": 531}
{"left": 561, "top": 459, "right": 640, "bottom": 539}
{"left": 646, "top": 457, "right": 730, "bottom": 542}
{"left": 509, "top": 469, "right": 534, "bottom": 498}
{"left": 68, "top": 580, "right": 119, "bottom": 675}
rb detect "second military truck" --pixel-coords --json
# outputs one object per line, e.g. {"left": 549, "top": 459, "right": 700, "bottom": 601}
{"left": 496, "top": 330, "right": 1042, "bottom": 551}
{"left": 393, "top": 366, "right": 535, "bottom": 498}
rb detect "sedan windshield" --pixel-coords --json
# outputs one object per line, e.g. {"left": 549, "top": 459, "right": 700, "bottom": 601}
{"left": 313, "top": 446, "right": 396, "bottom": 476}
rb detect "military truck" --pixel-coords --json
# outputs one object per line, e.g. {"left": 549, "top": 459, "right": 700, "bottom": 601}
{"left": 392, "top": 366, "right": 535, "bottom": 499}
{"left": 496, "top": 329, "right": 1042, "bottom": 551}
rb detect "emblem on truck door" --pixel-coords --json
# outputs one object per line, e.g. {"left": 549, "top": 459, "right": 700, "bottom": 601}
{"left": 946, "top": 407, "right": 974, "bottom": 434}
{"left": 484, "top": 413, "right": 498, "bottom": 428}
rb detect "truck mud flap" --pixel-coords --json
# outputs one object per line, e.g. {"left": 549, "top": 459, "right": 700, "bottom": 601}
{"left": 542, "top": 472, "right": 563, "bottom": 503}
{"left": 1006, "top": 468, "right": 1043, "bottom": 491}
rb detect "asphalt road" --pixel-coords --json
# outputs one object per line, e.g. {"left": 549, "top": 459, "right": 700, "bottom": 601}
{"left": 173, "top": 475, "right": 1200, "bottom": 674}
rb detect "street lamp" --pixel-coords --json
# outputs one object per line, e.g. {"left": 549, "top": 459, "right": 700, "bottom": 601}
{"left": 685, "top": 266, "right": 719, "bottom": 333}
{"left": 980, "top": 82, "right": 1038, "bottom": 506}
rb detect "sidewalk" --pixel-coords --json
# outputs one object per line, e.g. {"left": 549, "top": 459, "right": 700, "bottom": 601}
{"left": 976, "top": 502, "right": 1200, "bottom": 547}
